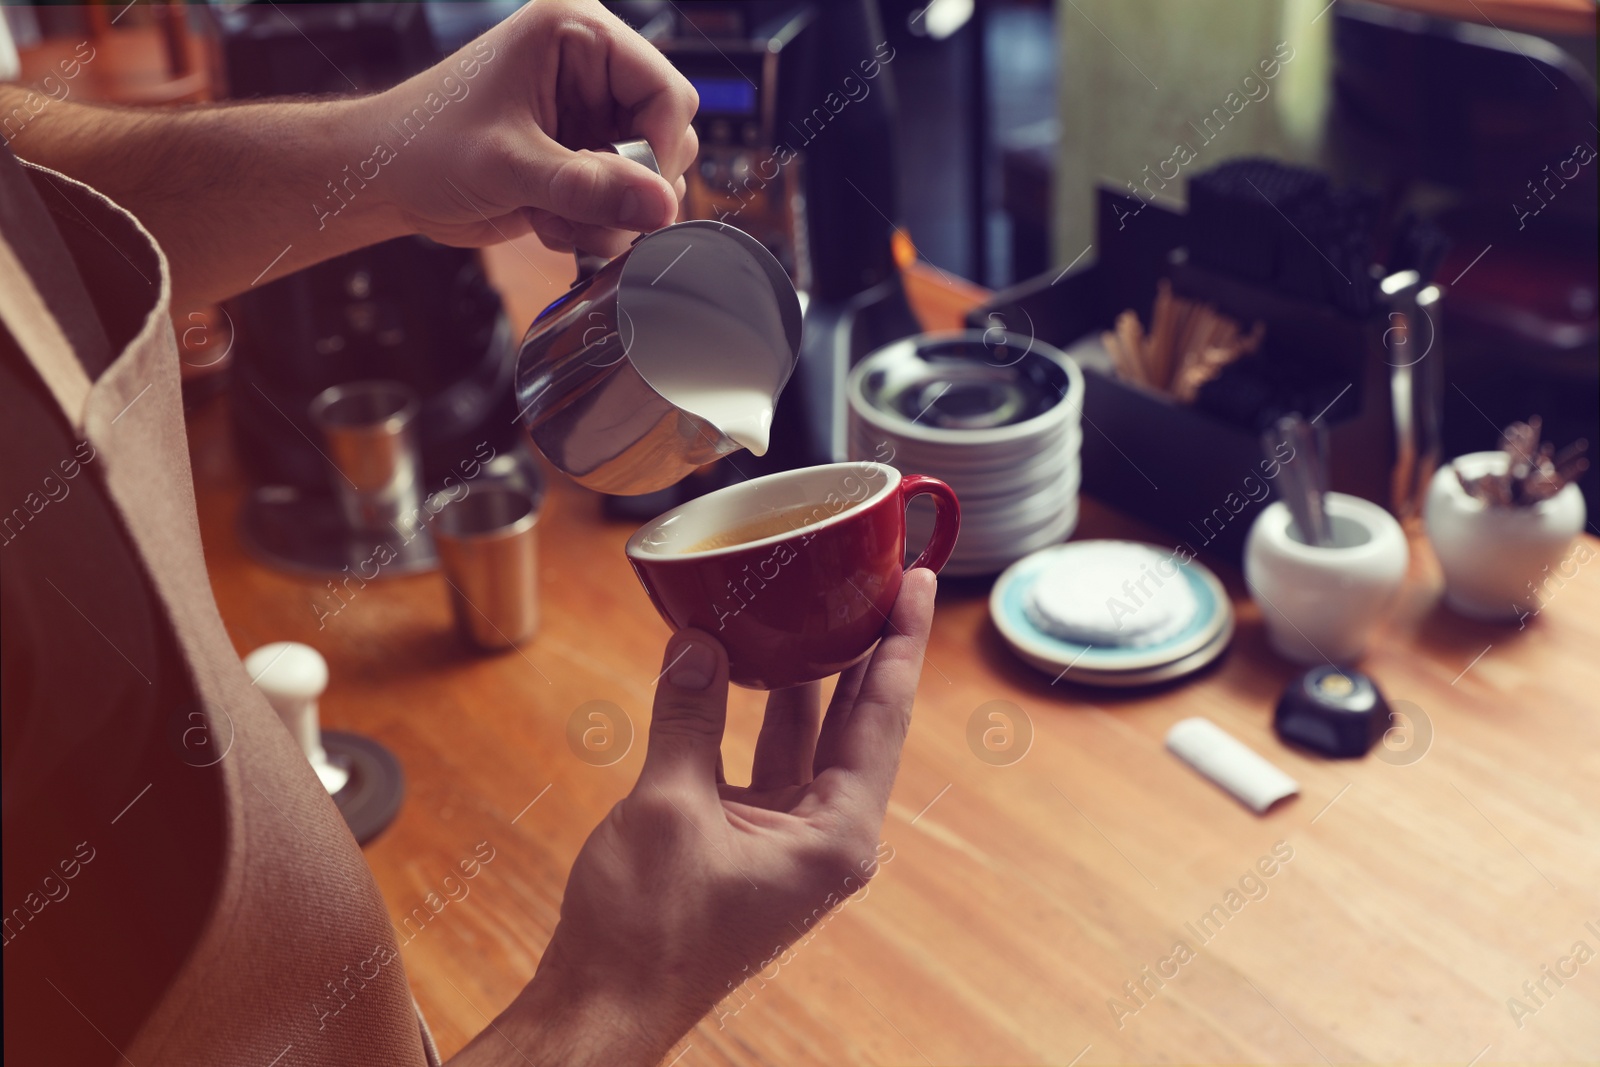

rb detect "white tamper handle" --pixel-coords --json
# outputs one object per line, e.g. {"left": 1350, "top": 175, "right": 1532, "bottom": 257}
{"left": 244, "top": 642, "right": 351, "bottom": 795}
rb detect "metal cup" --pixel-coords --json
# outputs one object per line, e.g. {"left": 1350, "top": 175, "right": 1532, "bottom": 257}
{"left": 309, "top": 380, "right": 424, "bottom": 536}
{"left": 434, "top": 485, "right": 540, "bottom": 650}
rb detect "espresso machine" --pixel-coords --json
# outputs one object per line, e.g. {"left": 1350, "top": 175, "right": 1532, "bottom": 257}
{"left": 634, "top": 0, "right": 920, "bottom": 480}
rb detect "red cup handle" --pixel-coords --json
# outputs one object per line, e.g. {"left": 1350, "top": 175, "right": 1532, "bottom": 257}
{"left": 899, "top": 475, "right": 961, "bottom": 574}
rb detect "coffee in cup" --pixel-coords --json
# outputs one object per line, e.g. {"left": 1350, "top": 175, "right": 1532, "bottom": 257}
{"left": 627, "top": 462, "right": 960, "bottom": 689}
{"left": 681, "top": 500, "right": 865, "bottom": 553}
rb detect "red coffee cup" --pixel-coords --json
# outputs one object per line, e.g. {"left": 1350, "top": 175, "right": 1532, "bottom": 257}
{"left": 626, "top": 461, "right": 960, "bottom": 689}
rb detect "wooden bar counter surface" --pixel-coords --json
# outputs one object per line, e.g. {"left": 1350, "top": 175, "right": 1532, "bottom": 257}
{"left": 189, "top": 236, "right": 1600, "bottom": 1066}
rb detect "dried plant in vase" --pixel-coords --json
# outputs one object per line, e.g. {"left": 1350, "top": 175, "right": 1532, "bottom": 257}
{"left": 1427, "top": 416, "right": 1589, "bottom": 621}
{"left": 1454, "top": 416, "right": 1589, "bottom": 507}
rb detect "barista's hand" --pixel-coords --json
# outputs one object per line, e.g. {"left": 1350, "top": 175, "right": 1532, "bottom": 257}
{"left": 0, "top": 0, "right": 696, "bottom": 307}
{"left": 500, "top": 570, "right": 936, "bottom": 1063}
{"left": 370, "top": 0, "right": 698, "bottom": 259}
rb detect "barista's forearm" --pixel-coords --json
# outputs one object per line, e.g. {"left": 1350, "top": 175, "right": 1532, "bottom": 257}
{"left": 0, "top": 87, "right": 405, "bottom": 308}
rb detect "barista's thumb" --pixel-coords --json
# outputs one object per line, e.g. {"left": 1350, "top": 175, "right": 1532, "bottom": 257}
{"left": 528, "top": 146, "right": 677, "bottom": 233}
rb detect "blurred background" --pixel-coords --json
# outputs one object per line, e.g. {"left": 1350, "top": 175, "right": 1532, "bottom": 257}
{"left": 3, "top": 0, "right": 1595, "bottom": 522}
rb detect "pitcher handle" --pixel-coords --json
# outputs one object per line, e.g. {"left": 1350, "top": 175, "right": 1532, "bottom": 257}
{"left": 573, "top": 139, "right": 663, "bottom": 282}
{"left": 899, "top": 475, "right": 961, "bottom": 574}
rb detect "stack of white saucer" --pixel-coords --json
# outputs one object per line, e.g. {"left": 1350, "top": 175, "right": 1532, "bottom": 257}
{"left": 846, "top": 331, "right": 1084, "bottom": 577}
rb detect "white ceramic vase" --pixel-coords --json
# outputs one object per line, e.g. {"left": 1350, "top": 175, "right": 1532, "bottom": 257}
{"left": 1424, "top": 451, "right": 1586, "bottom": 622}
{"left": 1244, "top": 493, "right": 1409, "bottom": 665}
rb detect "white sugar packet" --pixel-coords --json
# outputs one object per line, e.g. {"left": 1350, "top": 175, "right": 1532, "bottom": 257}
{"left": 1165, "top": 717, "right": 1299, "bottom": 814}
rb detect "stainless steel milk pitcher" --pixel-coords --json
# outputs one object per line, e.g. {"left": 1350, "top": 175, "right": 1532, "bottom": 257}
{"left": 513, "top": 140, "right": 802, "bottom": 495}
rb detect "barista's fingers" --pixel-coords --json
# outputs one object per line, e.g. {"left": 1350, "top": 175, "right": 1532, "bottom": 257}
{"left": 751, "top": 681, "right": 822, "bottom": 790}
{"left": 812, "top": 659, "right": 869, "bottom": 778}
{"left": 521, "top": 210, "right": 632, "bottom": 261}
{"left": 830, "top": 658, "right": 872, "bottom": 717}
{"left": 525, "top": 213, "right": 575, "bottom": 255}
{"left": 639, "top": 630, "right": 730, "bottom": 804}
{"left": 593, "top": 27, "right": 700, "bottom": 182}
{"left": 812, "top": 570, "right": 936, "bottom": 811}
{"left": 523, "top": 208, "right": 577, "bottom": 248}
{"left": 533, "top": 232, "right": 575, "bottom": 255}
{"left": 516, "top": 143, "right": 678, "bottom": 233}
{"left": 565, "top": 223, "right": 637, "bottom": 262}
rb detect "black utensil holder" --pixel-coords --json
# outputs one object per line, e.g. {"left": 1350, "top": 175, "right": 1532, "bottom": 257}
{"left": 968, "top": 188, "right": 1400, "bottom": 565}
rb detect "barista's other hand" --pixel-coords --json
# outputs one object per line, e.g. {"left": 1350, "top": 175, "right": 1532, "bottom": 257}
{"left": 528, "top": 569, "right": 936, "bottom": 1060}
{"left": 371, "top": 0, "right": 697, "bottom": 259}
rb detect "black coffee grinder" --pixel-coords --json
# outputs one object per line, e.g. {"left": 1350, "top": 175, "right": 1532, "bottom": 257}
{"left": 213, "top": 2, "right": 527, "bottom": 574}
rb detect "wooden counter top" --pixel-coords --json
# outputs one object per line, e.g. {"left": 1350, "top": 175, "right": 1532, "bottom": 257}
{"left": 190, "top": 234, "right": 1600, "bottom": 1065}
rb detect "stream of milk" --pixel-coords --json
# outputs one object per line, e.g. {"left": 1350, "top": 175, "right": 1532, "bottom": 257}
{"left": 621, "top": 287, "right": 786, "bottom": 457}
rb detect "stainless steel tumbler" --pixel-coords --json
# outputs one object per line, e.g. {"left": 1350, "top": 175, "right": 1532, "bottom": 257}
{"left": 434, "top": 484, "right": 541, "bottom": 650}
{"left": 308, "top": 380, "right": 424, "bottom": 537}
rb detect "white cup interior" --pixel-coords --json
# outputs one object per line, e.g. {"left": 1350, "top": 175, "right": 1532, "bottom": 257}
{"left": 1287, "top": 511, "right": 1372, "bottom": 549}
{"left": 619, "top": 227, "right": 793, "bottom": 445}
{"left": 628, "top": 462, "right": 897, "bottom": 558}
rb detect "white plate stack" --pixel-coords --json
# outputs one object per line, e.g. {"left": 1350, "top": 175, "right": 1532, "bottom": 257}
{"left": 847, "top": 330, "right": 1085, "bottom": 577}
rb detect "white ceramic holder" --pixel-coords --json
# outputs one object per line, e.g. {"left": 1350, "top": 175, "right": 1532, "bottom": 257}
{"left": 1245, "top": 493, "right": 1409, "bottom": 665}
{"left": 1424, "top": 451, "right": 1586, "bottom": 622}
{"left": 244, "top": 642, "right": 351, "bottom": 794}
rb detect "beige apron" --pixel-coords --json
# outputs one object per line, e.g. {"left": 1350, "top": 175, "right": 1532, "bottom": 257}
{"left": 0, "top": 157, "right": 439, "bottom": 1066}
